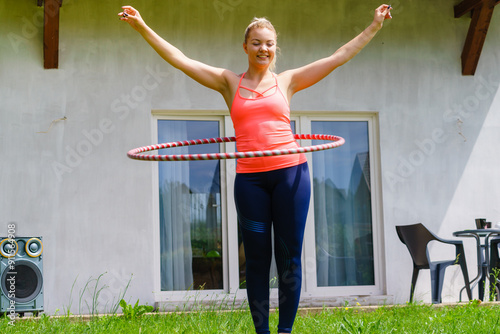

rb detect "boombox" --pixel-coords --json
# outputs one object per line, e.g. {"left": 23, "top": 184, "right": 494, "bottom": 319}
{"left": 0, "top": 237, "right": 44, "bottom": 315}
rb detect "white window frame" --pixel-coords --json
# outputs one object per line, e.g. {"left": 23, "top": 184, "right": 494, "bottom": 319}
{"left": 151, "top": 110, "right": 248, "bottom": 304}
{"left": 151, "top": 110, "right": 386, "bottom": 305}
{"left": 295, "top": 111, "right": 386, "bottom": 298}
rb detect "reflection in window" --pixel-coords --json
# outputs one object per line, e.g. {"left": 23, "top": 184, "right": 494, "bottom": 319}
{"left": 312, "top": 121, "right": 374, "bottom": 286}
{"left": 158, "top": 120, "right": 222, "bottom": 291}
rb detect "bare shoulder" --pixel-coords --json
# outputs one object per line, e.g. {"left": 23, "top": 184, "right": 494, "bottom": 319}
{"left": 223, "top": 70, "right": 242, "bottom": 85}
{"left": 275, "top": 70, "right": 296, "bottom": 102}
{"left": 222, "top": 70, "right": 242, "bottom": 94}
{"left": 276, "top": 70, "right": 294, "bottom": 86}
{"left": 220, "top": 70, "right": 243, "bottom": 109}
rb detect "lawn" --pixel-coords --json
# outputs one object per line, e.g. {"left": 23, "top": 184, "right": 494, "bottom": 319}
{"left": 1, "top": 301, "right": 500, "bottom": 333}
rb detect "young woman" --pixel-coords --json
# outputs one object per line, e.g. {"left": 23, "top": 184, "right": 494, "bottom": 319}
{"left": 120, "top": 5, "right": 392, "bottom": 333}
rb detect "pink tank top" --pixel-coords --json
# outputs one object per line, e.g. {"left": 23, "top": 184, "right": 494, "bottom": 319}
{"left": 230, "top": 72, "right": 307, "bottom": 173}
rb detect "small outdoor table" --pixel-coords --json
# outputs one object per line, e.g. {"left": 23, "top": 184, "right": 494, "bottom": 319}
{"left": 453, "top": 228, "right": 500, "bottom": 301}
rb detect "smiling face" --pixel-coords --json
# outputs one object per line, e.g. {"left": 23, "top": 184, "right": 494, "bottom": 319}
{"left": 243, "top": 27, "right": 277, "bottom": 71}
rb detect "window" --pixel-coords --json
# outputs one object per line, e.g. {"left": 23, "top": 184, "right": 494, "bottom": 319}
{"left": 157, "top": 119, "right": 223, "bottom": 291}
{"left": 153, "top": 111, "right": 384, "bottom": 302}
{"left": 311, "top": 121, "right": 374, "bottom": 287}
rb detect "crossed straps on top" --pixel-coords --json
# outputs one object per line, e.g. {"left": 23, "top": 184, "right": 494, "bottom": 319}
{"left": 237, "top": 72, "right": 278, "bottom": 99}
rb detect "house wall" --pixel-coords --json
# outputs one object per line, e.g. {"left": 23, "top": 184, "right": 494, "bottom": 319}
{"left": 1, "top": 0, "right": 499, "bottom": 314}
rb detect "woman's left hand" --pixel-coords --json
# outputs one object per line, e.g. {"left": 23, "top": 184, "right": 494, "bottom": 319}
{"left": 373, "top": 4, "right": 392, "bottom": 29}
{"left": 118, "top": 6, "right": 147, "bottom": 33}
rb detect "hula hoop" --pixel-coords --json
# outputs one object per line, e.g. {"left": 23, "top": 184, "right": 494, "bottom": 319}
{"left": 128, "top": 134, "right": 344, "bottom": 161}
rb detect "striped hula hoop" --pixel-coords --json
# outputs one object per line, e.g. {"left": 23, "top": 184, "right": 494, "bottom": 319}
{"left": 127, "top": 134, "right": 344, "bottom": 161}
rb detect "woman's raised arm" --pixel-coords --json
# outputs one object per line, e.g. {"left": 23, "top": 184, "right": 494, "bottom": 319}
{"left": 119, "top": 6, "right": 232, "bottom": 96}
{"left": 284, "top": 4, "right": 392, "bottom": 96}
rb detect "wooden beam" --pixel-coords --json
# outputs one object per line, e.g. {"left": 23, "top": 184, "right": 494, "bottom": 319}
{"left": 37, "top": 0, "right": 63, "bottom": 7}
{"left": 43, "top": 0, "right": 62, "bottom": 69}
{"left": 455, "top": 0, "right": 483, "bottom": 18}
{"left": 460, "top": 0, "right": 496, "bottom": 75}
{"left": 455, "top": 0, "right": 500, "bottom": 17}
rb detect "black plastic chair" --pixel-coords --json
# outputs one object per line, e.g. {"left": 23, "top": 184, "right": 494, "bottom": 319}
{"left": 396, "top": 223, "right": 472, "bottom": 304}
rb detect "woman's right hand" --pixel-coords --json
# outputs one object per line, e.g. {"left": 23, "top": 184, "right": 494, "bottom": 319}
{"left": 118, "top": 6, "right": 146, "bottom": 32}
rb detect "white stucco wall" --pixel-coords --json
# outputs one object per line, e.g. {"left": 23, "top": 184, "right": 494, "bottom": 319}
{"left": 1, "top": 0, "right": 499, "bottom": 314}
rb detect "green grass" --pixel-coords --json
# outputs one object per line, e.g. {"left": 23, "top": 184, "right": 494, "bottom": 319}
{"left": 2, "top": 302, "right": 500, "bottom": 333}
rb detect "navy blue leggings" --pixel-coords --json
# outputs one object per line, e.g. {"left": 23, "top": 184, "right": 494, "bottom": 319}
{"left": 234, "top": 162, "right": 311, "bottom": 334}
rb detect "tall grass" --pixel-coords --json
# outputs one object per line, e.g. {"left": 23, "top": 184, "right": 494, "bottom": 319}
{"left": 2, "top": 301, "right": 500, "bottom": 333}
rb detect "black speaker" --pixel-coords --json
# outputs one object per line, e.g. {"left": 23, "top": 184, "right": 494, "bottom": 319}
{"left": 0, "top": 237, "right": 43, "bottom": 315}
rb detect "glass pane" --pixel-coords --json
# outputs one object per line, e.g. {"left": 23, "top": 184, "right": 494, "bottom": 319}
{"left": 312, "top": 121, "right": 374, "bottom": 286}
{"left": 237, "top": 122, "right": 296, "bottom": 289}
{"left": 158, "top": 120, "right": 223, "bottom": 291}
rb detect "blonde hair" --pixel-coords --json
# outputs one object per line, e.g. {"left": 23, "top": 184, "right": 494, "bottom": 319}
{"left": 244, "top": 17, "right": 279, "bottom": 72}
{"left": 244, "top": 17, "right": 277, "bottom": 44}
